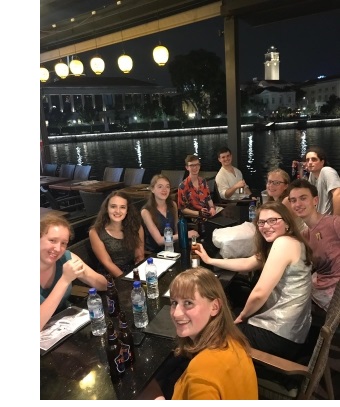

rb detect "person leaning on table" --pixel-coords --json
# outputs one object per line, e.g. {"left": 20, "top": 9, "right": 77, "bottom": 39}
{"left": 155, "top": 267, "right": 258, "bottom": 400}
{"left": 40, "top": 214, "right": 107, "bottom": 331}
{"left": 194, "top": 201, "right": 313, "bottom": 362}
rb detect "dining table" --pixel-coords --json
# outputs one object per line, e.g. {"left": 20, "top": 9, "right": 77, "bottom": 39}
{"left": 39, "top": 207, "right": 245, "bottom": 400}
{"left": 118, "top": 183, "right": 178, "bottom": 201}
{"left": 40, "top": 175, "right": 70, "bottom": 187}
{"left": 40, "top": 207, "right": 69, "bottom": 218}
{"left": 48, "top": 180, "right": 125, "bottom": 193}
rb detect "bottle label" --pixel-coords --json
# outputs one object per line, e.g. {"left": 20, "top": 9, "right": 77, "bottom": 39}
{"left": 191, "top": 257, "right": 200, "bottom": 268}
{"left": 146, "top": 275, "right": 157, "bottom": 284}
{"left": 165, "top": 235, "right": 172, "bottom": 243}
{"left": 120, "top": 343, "right": 131, "bottom": 363}
{"left": 132, "top": 301, "right": 145, "bottom": 312}
{"left": 107, "top": 298, "right": 116, "bottom": 314}
{"left": 89, "top": 306, "right": 104, "bottom": 319}
{"left": 114, "top": 351, "right": 126, "bottom": 373}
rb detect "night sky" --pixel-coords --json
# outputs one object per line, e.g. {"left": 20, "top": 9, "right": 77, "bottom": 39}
{"left": 48, "top": 7, "right": 340, "bottom": 87}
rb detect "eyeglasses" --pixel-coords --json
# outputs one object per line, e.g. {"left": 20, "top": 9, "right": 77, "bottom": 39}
{"left": 266, "top": 180, "right": 286, "bottom": 186}
{"left": 257, "top": 217, "right": 283, "bottom": 227}
{"left": 188, "top": 163, "right": 201, "bottom": 167}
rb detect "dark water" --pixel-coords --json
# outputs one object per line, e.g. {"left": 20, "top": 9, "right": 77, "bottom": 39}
{"left": 48, "top": 126, "right": 340, "bottom": 193}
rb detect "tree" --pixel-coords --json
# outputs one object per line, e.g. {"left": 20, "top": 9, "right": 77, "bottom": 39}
{"left": 168, "top": 49, "right": 226, "bottom": 119}
{"left": 320, "top": 94, "right": 340, "bottom": 116}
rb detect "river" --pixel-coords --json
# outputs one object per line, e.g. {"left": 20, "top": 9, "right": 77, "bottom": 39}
{"left": 47, "top": 126, "right": 340, "bottom": 193}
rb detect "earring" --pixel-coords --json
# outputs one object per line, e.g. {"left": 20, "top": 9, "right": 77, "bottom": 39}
{"left": 286, "top": 226, "right": 289, "bottom": 231}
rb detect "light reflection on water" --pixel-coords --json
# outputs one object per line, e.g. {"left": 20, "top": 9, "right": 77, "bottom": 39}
{"left": 48, "top": 126, "right": 340, "bottom": 193}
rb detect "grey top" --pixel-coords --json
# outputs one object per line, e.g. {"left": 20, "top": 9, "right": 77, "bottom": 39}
{"left": 98, "top": 229, "right": 135, "bottom": 274}
{"left": 248, "top": 243, "right": 312, "bottom": 343}
{"left": 309, "top": 166, "right": 340, "bottom": 215}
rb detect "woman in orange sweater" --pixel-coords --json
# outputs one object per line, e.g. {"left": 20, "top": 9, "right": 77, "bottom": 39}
{"left": 156, "top": 267, "right": 258, "bottom": 400}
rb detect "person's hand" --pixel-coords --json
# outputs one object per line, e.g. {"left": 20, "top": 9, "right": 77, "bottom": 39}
{"left": 62, "top": 258, "right": 86, "bottom": 283}
{"left": 188, "top": 229, "right": 199, "bottom": 239}
{"left": 195, "top": 243, "right": 211, "bottom": 264}
{"left": 234, "top": 314, "right": 243, "bottom": 324}
{"left": 236, "top": 179, "right": 246, "bottom": 189}
{"left": 209, "top": 206, "right": 216, "bottom": 217}
{"left": 200, "top": 208, "right": 211, "bottom": 218}
{"left": 155, "top": 396, "right": 166, "bottom": 400}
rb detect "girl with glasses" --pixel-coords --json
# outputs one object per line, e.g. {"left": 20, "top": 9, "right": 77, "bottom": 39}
{"left": 194, "top": 201, "right": 313, "bottom": 362}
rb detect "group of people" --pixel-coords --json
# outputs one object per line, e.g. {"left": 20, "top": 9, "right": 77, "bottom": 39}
{"left": 40, "top": 144, "right": 339, "bottom": 400}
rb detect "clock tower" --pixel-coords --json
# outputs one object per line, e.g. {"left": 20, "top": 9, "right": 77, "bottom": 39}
{"left": 264, "top": 46, "right": 280, "bottom": 80}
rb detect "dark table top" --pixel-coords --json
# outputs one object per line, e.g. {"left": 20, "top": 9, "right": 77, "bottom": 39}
{"left": 48, "top": 180, "right": 125, "bottom": 192}
{"left": 40, "top": 176, "right": 70, "bottom": 187}
{"left": 40, "top": 205, "right": 247, "bottom": 400}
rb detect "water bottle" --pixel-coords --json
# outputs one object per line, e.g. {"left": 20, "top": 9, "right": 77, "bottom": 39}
{"left": 249, "top": 201, "right": 256, "bottom": 223}
{"left": 145, "top": 257, "right": 159, "bottom": 299}
{"left": 131, "top": 280, "right": 149, "bottom": 328}
{"left": 87, "top": 287, "right": 107, "bottom": 336}
{"left": 178, "top": 214, "right": 189, "bottom": 249}
{"left": 164, "top": 223, "right": 174, "bottom": 252}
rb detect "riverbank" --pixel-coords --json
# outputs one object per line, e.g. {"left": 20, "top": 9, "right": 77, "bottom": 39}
{"left": 47, "top": 117, "right": 340, "bottom": 144}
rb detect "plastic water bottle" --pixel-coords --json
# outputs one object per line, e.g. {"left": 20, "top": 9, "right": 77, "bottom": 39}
{"left": 164, "top": 223, "right": 174, "bottom": 252}
{"left": 145, "top": 257, "right": 159, "bottom": 299}
{"left": 249, "top": 201, "right": 256, "bottom": 223}
{"left": 131, "top": 280, "right": 149, "bottom": 328}
{"left": 87, "top": 287, "right": 107, "bottom": 336}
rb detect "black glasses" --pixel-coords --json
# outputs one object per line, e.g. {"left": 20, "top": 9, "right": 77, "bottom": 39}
{"left": 266, "top": 180, "right": 286, "bottom": 186}
{"left": 187, "top": 163, "right": 201, "bottom": 167}
{"left": 257, "top": 217, "right": 283, "bottom": 227}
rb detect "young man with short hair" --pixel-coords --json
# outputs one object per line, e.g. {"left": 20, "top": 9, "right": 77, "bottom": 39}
{"left": 215, "top": 146, "right": 251, "bottom": 200}
{"left": 305, "top": 146, "right": 340, "bottom": 215}
{"left": 288, "top": 179, "right": 340, "bottom": 311}
{"left": 177, "top": 154, "right": 216, "bottom": 218}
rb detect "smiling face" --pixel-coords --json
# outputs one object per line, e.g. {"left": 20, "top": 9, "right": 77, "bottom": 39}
{"left": 107, "top": 195, "right": 128, "bottom": 223}
{"left": 288, "top": 187, "right": 318, "bottom": 220}
{"left": 170, "top": 289, "right": 219, "bottom": 341}
{"left": 266, "top": 173, "right": 288, "bottom": 200}
{"left": 186, "top": 159, "right": 201, "bottom": 177}
{"left": 151, "top": 177, "right": 171, "bottom": 200}
{"left": 218, "top": 151, "right": 232, "bottom": 168}
{"left": 40, "top": 225, "right": 69, "bottom": 265}
{"left": 257, "top": 208, "right": 288, "bottom": 242}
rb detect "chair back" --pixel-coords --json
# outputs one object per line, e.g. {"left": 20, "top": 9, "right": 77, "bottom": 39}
{"left": 161, "top": 170, "right": 185, "bottom": 189}
{"left": 59, "top": 164, "right": 76, "bottom": 179}
{"left": 42, "top": 163, "right": 58, "bottom": 176}
{"left": 199, "top": 171, "right": 217, "bottom": 194}
{"left": 301, "top": 279, "right": 340, "bottom": 399}
{"left": 123, "top": 168, "right": 145, "bottom": 186}
{"left": 68, "top": 238, "right": 99, "bottom": 271}
{"left": 79, "top": 190, "right": 106, "bottom": 217}
{"left": 103, "top": 167, "right": 123, "bottom": 182}
{"left": 73, "top": 165, "right": 92, "bottom": 180}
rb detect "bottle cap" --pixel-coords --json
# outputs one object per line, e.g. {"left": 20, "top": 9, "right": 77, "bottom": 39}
{"left": 89, "top": 287, "right": 96, "bottom": 294}
{"left": 147, "top": 257, "right": 153, "bottom": 264}
{"left": 133, "top": 281, "right": 141, "bottom": 288}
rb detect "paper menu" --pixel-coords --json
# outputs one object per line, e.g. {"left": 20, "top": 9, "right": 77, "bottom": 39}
{"left": 125, "top": 257, "right": 176, "bottom": 281}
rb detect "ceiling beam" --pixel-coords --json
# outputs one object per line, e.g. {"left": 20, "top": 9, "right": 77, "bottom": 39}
{"left": 41, "top": 2, "right": 222, "bottom": 63}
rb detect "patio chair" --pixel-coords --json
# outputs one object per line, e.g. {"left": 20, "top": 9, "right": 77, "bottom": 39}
{"left": 103, "top": 167, "right": 124, "bottom": 182}
{"left": 79, "top": 190, "right": 106, "bottom": 217}
{"left": 199, "top": 171, "right": 217, "bottom": 194}
{"left": 73, "top": 165, "right": 92, "bottom": 180}
{"left": 42, "top": 163, "right": 58, "bottom": 176}
{"left": 251, "top": 278, "right": 340, "bottom": 399}
{"left": 59, "top": 164, "right": 76, "bottom": 179}
{"left": 123, "top": 168, "right": 145, "bottom": 186}
{"left": 160, "top": 170, "right": 185, "bottom": 189}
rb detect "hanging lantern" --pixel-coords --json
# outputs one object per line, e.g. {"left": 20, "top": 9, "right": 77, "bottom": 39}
{"left": 40, "top": 67, "right": 49, "bottom": 82}
{"left": 153, "top": 45, "right": 169, "bottom": 66}
{"left": 90, "top": 55, "right": 105, "bottom": 75}
{"left": 69, "top": 57, "right": 84, "bottom": 76}
{"left": 118, "top": 54, "right": 133, "bottom": 73}
{"left": 55, "top": 59, "right": 69, "bottom": 79}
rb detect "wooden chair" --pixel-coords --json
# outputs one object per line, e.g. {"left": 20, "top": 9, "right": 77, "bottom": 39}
{"left": 79, "top": 190, "right": 106, "bottom": 217}
{"left": 123, "top": 168, "right": 145, "bottom": 186}
{"left": 73, "top": 165, "right": 92, "bottom": 180}
{"left": 251, "top": 279, "right": 340, "bottom": 399}
{"left": 42, "top": 163, "right": 58, "bottom": 176}
{"left": 103, "top": 167, "right": 123, "bottom": 182}
{"left": 59, "top": 164, "right": 76, "bottom": 179}
{"left": 161, "top": 170, "right": 185, "bottom": 189}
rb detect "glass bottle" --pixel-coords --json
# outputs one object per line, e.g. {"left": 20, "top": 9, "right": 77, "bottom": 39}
{"left": 117, "top": 311, "right": 135, "bottom": 365}
{"left": 191, "top": 236, "right": 200, "bottom": 268}
{"left": 106, "top": 275, "right": 121, "bottom": 319}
